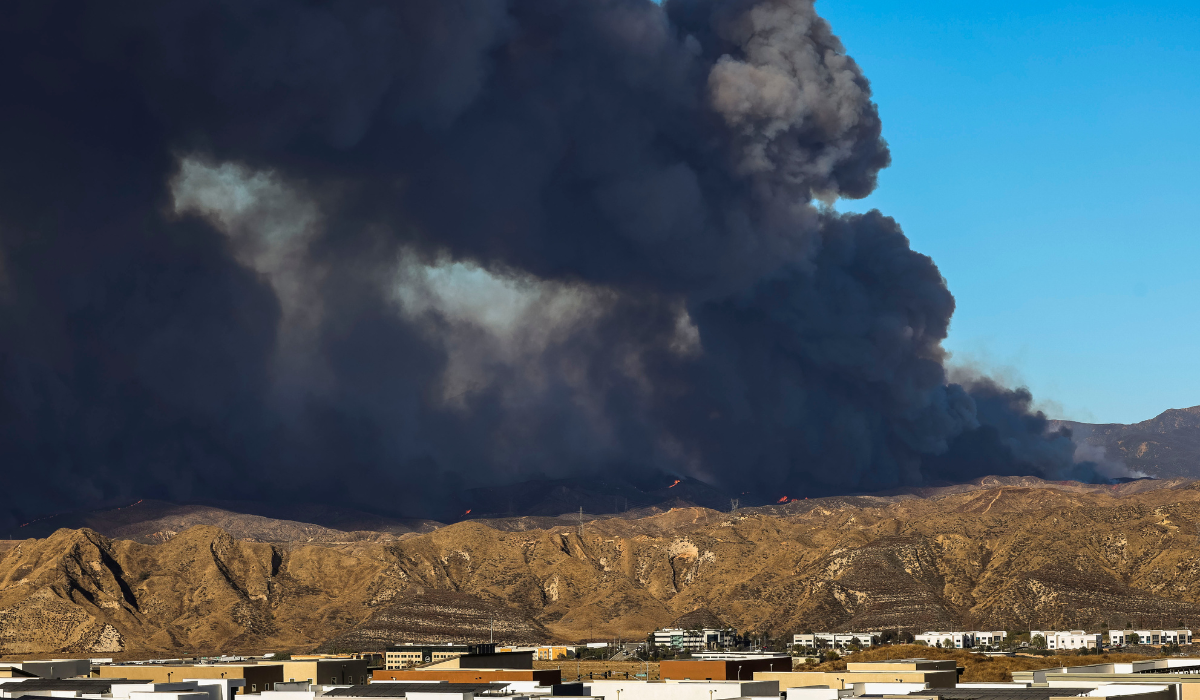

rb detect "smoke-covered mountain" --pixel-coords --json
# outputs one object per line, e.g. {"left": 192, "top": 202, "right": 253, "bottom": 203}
{"left": 0, "top": 0, "right": 1130, "bottom": 528}
{"left": 1051, "top": 406, "right": 1200, "bottom": 480}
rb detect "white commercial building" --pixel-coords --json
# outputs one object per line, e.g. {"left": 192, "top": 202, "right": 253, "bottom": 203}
{"left": 914, "top": 631, "right": 974, "bottom": 649}
{"left": 971, "top": 631, "right": 1008, "bottom": 648}
{"left": 1031, "top": 630, "right": 1103, "bottom": 650}
{"left": 792, "top": 633, "right": 877, "bottom": 649}
{"left": 1108, "top": 629, "right": 1192, "bottom": 647}
{"left": 652, "top": 628, "right": 735, "bottom": 651}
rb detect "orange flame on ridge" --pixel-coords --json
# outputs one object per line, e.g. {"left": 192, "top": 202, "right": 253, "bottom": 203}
{"left": 777, "top": 496, "right": 788, "bottom": 503}
{"left": 464, "top": 509, "right": 472, "bottom": 515}
{"left": 668, "top": 480, "right": 681, "bottom": 488}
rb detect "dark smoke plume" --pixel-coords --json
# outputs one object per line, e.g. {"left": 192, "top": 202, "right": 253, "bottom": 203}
{"left": 0, "top": 0, "right": 1115, "bottom": 526}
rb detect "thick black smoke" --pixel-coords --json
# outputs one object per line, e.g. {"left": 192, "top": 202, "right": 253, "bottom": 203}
{"left": 0, "top": 0, "right": 1114, "bottom": 526}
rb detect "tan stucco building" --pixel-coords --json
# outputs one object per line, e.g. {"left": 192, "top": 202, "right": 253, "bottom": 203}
{"left": 279, "top": 659, "right": 370, "bottom": 686}
{"left": 756, "top": 659, "right": 959, "bottom": 690}
{"left": 98, "top": 664, "right": 283, "bottom": 694}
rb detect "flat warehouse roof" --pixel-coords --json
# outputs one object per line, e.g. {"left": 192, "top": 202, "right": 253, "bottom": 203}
{"left": 0, "top": 679, "right": 153, "bottom": 691}
{"left": 324, "top": 684, "right": 511, "bottom": 696}
{"left": 906, "top": 688, "right": 1094, "bottom": 700}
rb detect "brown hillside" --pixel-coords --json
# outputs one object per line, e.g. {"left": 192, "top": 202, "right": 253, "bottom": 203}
{"left": 316, "top": 589, "right": 549, "bottom": 651}
{"left": 7, "top": 479, "right": 1200, "bottom": 655}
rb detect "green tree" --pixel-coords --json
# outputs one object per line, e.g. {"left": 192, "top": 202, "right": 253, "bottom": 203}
{"left": 1031, "top": 634, "right": 1047, "bottom": 650}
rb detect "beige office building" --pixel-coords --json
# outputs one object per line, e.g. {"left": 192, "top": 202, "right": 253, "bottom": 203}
{"left": 279, "top": 659, "right": 370, "bottom": 686}
{"left": 98, "top": 664, "right": 282, "bottom": 694}
{"left": 756, "top": 659, "right": 959, "bottom": 690}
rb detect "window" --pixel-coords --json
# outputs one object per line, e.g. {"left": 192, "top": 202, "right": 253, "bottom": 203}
{"left": 331, "top": 677, "right": 337, "bottom": 684}
{"left": 251, "top": 686, "right": 257, "bottom": 692}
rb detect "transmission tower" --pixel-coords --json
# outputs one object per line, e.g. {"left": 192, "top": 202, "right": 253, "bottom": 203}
{"left": 730, "top": 498, "right": 739, "bottom": 513}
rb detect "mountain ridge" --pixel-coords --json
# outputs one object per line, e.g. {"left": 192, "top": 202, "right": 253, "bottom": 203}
{"left": 1050, "top": 404, "right": 1200, "bottom": 479}
{"left": 7, "top": 477, "right": 1200, "bottom": 656}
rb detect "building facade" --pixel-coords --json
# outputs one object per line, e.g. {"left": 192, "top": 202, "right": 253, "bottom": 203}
{"left": 652, "top": 628, "right": 734, "bottom": 651}
{"left": 371, "top": 668, "right": 561, "bottom": 684}
{"left": 384, "top": 645, "right": 473, "bottom": 670}
{"left": 98, "top": 664, "right": 283, "bottom": 694}
{"left": 757, "top": 659, "right": 959, "bottom": 690}
{"left": 1108, "top": 629, "right": 1193, "bottom": 647}
{"left": 496, "top": 646, "right": 574, "bottom": 661}
{"left": 792, "top": 633, "right": 878, "bottom": 649}
{"left": 1030, "top": 630, "right": 1103, "bottom": 650}
{"left": 279, "top": 659, "right": 370, "bottom": 686}
{"left": 970, "top": 631, "right": 1008, "bottom": 648}
{"left": 660, "top": 656, "right": 788, "bottom": 680}
{"left": 914, "top": 632, "right": 973, "bottom": 649}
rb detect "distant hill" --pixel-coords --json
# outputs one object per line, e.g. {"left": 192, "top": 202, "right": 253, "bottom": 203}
{"left": 1050, "top": 405, "right": 1200, "bottom": 479}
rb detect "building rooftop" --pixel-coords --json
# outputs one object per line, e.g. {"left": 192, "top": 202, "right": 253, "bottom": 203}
{"left": 903, "top": 688, "right": 1093, "bottom": 700}
{"left": 0, "top": 679, "right": 153, "bottom": 692}
{"left": 324, "top": 683, "right": 511, "bottom": 697}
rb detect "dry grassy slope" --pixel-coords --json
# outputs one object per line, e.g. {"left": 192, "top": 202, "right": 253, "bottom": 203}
{"left": 7, "top": 480, "right": 1200, "bottom": 655}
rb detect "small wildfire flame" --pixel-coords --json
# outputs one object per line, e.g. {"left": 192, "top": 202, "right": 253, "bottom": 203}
{"left": 668, "top": 480, "right": 681, "bottom": 488}
{"left": 463, "top": 509, "right": 472, "bottom": 515}
{"left": 777, "top": 496, "right": 788, "bottom": 503}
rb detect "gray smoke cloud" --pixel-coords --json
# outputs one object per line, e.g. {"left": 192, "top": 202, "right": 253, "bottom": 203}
{"left": 0, "top": 0, "right": 1122, "bottom": 527}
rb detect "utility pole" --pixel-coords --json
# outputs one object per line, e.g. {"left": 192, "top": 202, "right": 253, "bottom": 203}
{"left": 577, "top": 507, "right": 584, "bottom": 538}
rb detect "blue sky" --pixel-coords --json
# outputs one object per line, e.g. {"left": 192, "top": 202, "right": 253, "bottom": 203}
{"left": 817, "top": 0, "right": 1200, "bottom": 424}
